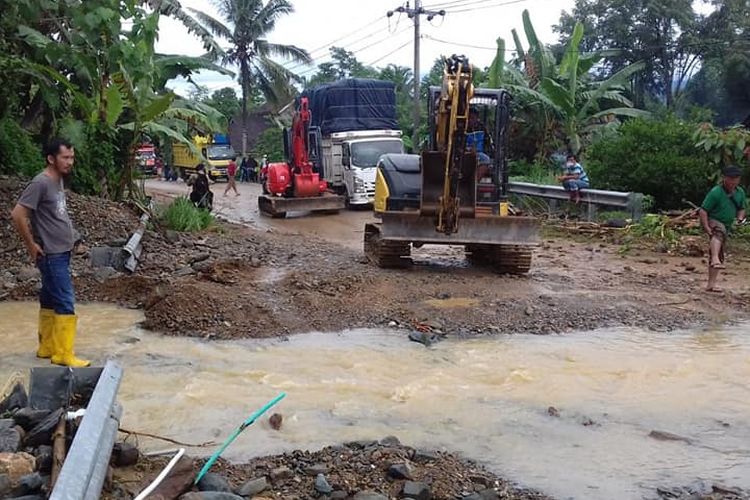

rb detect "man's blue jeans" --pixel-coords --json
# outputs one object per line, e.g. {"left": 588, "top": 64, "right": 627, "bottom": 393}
{"left": 37, "top": 252, "right": 75, "bottom": 315}
{"left": 563, "top": 179, "right": 589, "bottom": 192}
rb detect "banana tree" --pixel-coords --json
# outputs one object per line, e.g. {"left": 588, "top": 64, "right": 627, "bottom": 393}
{"left": 489, "top": 11, "right": 650, "bottom": 155}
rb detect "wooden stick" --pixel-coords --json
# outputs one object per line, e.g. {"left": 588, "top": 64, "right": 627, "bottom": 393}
{"left": 50, "top": 415, "right": 67, "bottom": 490}
{"left": 118, "top": 427, "right": 217, "bottom": 448}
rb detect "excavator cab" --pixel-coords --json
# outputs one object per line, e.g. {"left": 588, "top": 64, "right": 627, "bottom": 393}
{"left": 366, "top": 55, "right": 540, "bottom": 273}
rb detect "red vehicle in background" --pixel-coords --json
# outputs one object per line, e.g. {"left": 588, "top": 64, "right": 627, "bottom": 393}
{"left": 136, "top": 144, "right": 158, "bottom": 176}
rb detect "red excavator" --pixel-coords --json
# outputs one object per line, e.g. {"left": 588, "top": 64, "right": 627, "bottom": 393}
{"left": 258, "top": 97, "right": 346, "bottom": 218}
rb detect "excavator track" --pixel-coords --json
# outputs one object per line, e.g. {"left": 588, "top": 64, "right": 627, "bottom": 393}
{"left": 465, "top": 244, "right": 533, "bottom": 275}
{"left": 364, "top": 224, "right": 411, "bottom": 268}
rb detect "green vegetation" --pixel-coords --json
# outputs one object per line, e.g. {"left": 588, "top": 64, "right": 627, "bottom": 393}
{"left": 0, "top": 118, "right": 41, "bottom": 178}
{"left": 160, "top": 197, "right": 213, "bottom": 232}
{"left": 586, "top": 117, "right": 716, "bottom": 209}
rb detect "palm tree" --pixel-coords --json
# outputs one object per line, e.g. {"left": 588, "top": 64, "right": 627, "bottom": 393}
{"left": 188, "top": 0, "right": 311, "bottom": 155}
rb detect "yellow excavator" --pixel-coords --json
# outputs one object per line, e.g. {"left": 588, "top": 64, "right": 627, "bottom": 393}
{"left": 364, "top": 55, "right": 540, "bottom": 274}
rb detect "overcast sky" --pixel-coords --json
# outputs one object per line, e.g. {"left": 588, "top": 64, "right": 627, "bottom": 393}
{"left": 157, "top": 0, "right": 714, "bottom": 95}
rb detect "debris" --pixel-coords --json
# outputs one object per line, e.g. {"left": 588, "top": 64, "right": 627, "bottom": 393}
{"left": 236, "top": 476, "right": 268, "bottom": 496}
{"left": 648, "top": 430, "right": 693, "bottom": 444}
{"left": 402, "top": 480, "right": 431, "bottom": 500}
{"left": 269, "top": 413, "right": 283, "bottom": 431}
{"left": 314, "top": 473, "right": 333, "bottom": 494}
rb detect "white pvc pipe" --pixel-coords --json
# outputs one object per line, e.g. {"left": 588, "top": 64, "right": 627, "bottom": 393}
{"left": 133, "top": 448, "right": 185, "bottom": 500}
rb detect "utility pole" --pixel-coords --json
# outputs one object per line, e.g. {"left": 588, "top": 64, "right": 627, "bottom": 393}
{"left": 388, "top": 2, "right": 445, "bottom": 152}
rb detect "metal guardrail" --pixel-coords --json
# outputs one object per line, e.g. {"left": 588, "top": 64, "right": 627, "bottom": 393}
{"left": 508, "top": 181, "right": 644, "bottom": 219}
{"left": 50, "top": 360, "right": 124, "bottom": 500}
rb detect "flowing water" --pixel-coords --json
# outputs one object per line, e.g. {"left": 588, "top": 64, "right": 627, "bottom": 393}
{"left": 1, "top": 301, "right": 748, "bottom": 499}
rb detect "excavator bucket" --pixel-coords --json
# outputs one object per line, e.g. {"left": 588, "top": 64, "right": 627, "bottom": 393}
{"left": 419, "top": 151, "right": 477, "bottom": 218}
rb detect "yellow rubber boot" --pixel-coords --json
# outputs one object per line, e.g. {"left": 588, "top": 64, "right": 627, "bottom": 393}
{"left": 50, "top": 314, "right": 90, "bottom": 368}
{"left": 36, "top": 308, "right": 55, "bottom": 358}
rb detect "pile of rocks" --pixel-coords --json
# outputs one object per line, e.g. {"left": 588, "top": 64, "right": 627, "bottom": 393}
{"left": 113, "top": 438, "right": 550, "bottom": 500}
{"left": 0, "top": 382, "right": 60, "bottom": 499}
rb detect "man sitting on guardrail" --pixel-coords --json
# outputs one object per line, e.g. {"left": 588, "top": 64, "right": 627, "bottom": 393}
{"left": 699, "top": 164, "right": 747, "bottom": 292}
{"left": 557, "top": 153, "right": 590, "bottom": 204}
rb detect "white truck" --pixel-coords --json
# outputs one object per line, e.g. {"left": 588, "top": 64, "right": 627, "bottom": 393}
{"left": 304, "top": 79, "right": 404, "bottom": 207}
{"left": 317, "top": 129, "right": 404, "bottom": 206}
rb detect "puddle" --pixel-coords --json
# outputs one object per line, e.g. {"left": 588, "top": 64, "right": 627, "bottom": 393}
{"left": 1, "top": 301, "right": 749, "bottom": 499}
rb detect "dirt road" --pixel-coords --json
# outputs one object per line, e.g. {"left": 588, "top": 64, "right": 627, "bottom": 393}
{"left": 145, "top": 179, "right": 371, "bottom": 250}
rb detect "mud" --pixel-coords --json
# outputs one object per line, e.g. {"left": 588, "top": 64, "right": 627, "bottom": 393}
{"left": 3, "top": 177, "right": 750, "bottom": 340}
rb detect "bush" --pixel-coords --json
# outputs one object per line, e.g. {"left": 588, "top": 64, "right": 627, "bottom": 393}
{"left": 160, "top": 197, "right": 213, "bottom": 232}
{"left": 586, "top": 117, "right": 717, "bottom": 210}
{"left": 0, "top": 117, "right": 42, "bottom": 177}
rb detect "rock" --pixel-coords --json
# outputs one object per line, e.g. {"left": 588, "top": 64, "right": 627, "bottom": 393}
{"left": 179, "top": 493, "right": 244, "bottom": 500}
{"left": 524, "top": 306, "right": 534, "bottom": 316}
{"left": 93, "top": 266, "right": 120, "bottom": 283}
{"left": 236, "top": 477, "right": 268, "bottom": 496}
{"left": 0, "top": 426, "right": 21, "bottom": 453}
{"left": 330, "top": 491, "right": 348, "bottom": 499}
{"left": 268, "top": 413, "right": 283, "bottom": 431}
{"left": 269, "top": 466, "right": 293, "bottom": 482}
{"left": 11, "top": 472, "right": 43, "bottom": 496}
{"left": 15, "top": 267, "right": 39, "bottom": 282}
{"left": 189, "top": 253, "right": 211, "bottom": 265}
{"left": 387, "top": 462, "right": 414, "bottom": 480}
{"left": 0, "top": 383, "right": 28, "bottom": 413}
{"left": 402, "top": 481, "right": 431, "bottom": 500}
{"left": 353, "top": 492, "right": 389, "bottom": 500}
{"left": 0, "top": 452, "right": 36, "bottom": 483}
{"left": 304, "top": 463, "right": 328, "bottom": 476}
{"left": 315, "top": 474, "right": 333, "bottom": 495}
{"left": 12, "top": 409, "right": 51, "bottom": 432}
{"left": 25, "top": 408, "right": 63, "bottom": 447}
{"left": 33, "top": 446, "right": 52, "bottom": 474}
{"left": 0, "top": 474, "right": 11, "bottom": 497}
{"left": 380, "top": 436, "right": 401, "bottom": 447}
{"left": 197, "top": 472, "right": 232, "bottom": 492}
{"left": 346, "top": 440, "right": 377, "bottom": 450}
{"left": 111, "top": 442, "right": 139, "bottom": 467}
{"left": 413, "top": 450, "right": 439, "bottom": 462}
{"left": 388, "top": 321, "right": 398, "bottom": 327}
{"left": 90, "top": 246, "right": 123, "bottom": 269}
{"left": 547, "top": 406, "right": 560, "bottom": 417}
{"left": 165, "top": 230, "right": 180, "bottom": 243}
{"left": 408, "top": 331, "right": 439, "bottom": 347}
{"left": 174, "top": 266, "right": 196, "bottom": 277}
{"left": 192, "top": 260, "right": 213, "bottom": 273}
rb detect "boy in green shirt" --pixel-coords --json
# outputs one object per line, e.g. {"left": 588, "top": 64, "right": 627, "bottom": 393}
{"left": 699, "top": 165, "right": 747, "bottom": 292}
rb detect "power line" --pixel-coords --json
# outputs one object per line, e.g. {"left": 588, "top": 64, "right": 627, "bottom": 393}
{"left": 367, "top": 38, "right": 414, "bottom": 66}
{"left": 423, "top": 0, "right": 508, "bottom": 10}
{"left": 295, "top": 26, "right": 414, "bottom": 77}
{"left": 444, "top": 0, "right": 531, "bottom": 14}
{"left": 286, "top": 24, "right": 413, "bottom": 76}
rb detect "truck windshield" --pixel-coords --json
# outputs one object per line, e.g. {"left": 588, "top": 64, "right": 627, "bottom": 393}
{"left": 351, "top": 140, "right": 403, "bottom": 168}
{"left": 207, "top": 145, "right": 236, "bottom": 160}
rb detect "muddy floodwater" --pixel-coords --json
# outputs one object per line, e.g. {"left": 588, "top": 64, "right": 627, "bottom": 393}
{"left": 1, "top": 302, "right": 748, "bottom": 499}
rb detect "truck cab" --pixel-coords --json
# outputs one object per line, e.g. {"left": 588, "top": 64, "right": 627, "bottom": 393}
{"left": 336, "top": 131, "right": 404, "bottom": 205}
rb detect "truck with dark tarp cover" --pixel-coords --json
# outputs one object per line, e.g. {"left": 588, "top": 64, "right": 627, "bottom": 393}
{"left": 301, "top": 78, "right": 404, "bottom": 206}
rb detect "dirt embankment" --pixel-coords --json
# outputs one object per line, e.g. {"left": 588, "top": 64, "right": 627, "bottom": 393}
{"left": 2, "top": 175, "right": 750, "bottom": 341}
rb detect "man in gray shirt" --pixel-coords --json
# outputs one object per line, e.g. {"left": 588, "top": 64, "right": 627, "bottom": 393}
{"left": 10, "top": 138, "right": 90, "bottom": 367}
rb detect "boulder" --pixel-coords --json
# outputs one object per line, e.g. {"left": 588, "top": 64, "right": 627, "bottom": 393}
{"left": 25, "top": 408, "right": 63, "bottom": 447}
{"left": 33, "top": 446, "right": 52, "bottom": 474}
{"left": 111, "top": 442, "right": 139, "bottom": 467}
{"left": 387, "top": 463, "right": 413, "bottom": 480}
{"left": 12, "top": 409, "right": 51, "bottom": 432}
{"left": 236, "top": 477, "right": 268, "bottom": 497}
{"left": 402, "top": 481, "right": 431, "bottom": 500}
{"left": 0, "top": 473, "right": 11, "bottom": 497}
{"left": 11, "top": 472, "right": 44, "bottom": 496}
{"left": 315, "top": 474, "right": 333, "bottom": 495}
{"left": 0, "top": 384, "right": 28, "bottom": 413}
{"left": 0, "top": 426, "right": 21, "bottom": 453}
{"left": 196, "top": 472, "right": 232, "bottom": 493}
{"left": 0, "top": 452, "right": 36, "bottom": 484}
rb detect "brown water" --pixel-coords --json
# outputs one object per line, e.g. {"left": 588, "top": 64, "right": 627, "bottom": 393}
{"left": 1, "top": 302, "right": 749, "bottom": 499}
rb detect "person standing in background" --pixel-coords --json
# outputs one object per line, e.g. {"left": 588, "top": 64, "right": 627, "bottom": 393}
{"left": 10, "top": 138, "right": 90, "bottom": 367}
{"left": 224, "top": 157, "right": 240, "bottom": 196}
